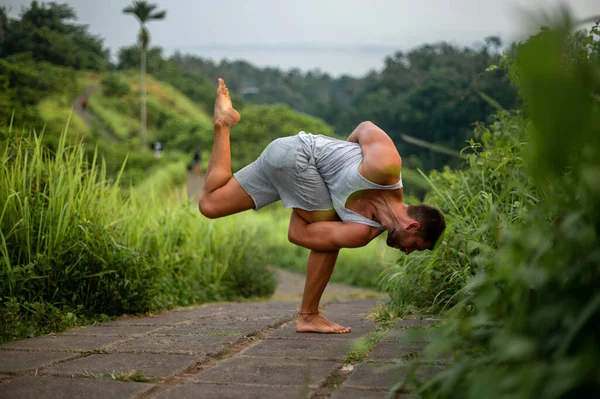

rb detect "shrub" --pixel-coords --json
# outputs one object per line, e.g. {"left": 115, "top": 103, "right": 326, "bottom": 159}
{"left": 380, "top": 110, "right": 536, "bottom": 313}
{"left": 0, "top": 127, "right": 276, "bottom": 343}
{"left": 100, "top": 74, "right": 130, "bottom": 98}
{"left": 390, "top": 18, "right": 600, "bottom": 398}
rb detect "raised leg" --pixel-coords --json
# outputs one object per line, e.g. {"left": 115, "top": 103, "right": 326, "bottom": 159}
{"left": 198, "top": 79, "right": 255, "bottom": 218}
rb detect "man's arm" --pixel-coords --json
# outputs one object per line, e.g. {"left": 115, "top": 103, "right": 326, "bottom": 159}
{"left": 348, "top": 121, "right": 402, "bottom": 185}
{"left": 288, "top": 210, "right": 381, "bottom": 252}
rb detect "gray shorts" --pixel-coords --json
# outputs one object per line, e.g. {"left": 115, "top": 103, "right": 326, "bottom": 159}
{"left": 233, "top": 136, "right": 333, "bottom": 210}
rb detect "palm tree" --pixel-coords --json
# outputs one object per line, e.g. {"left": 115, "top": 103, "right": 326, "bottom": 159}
{"left": 123, "top": 1, "right": 166, "bottom": 147}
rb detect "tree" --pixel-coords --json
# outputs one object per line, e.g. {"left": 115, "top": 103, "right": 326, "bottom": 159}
{"left": 0, "top": 1, "right": 108, "bottom": 69}
{"left": 123, "top": 1, "right": 166, "bottom": 147}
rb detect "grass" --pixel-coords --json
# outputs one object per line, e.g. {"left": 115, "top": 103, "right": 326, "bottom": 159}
{"left": 84, "top": 370, "right": 155, "bottom": 383}
{"left": 84, "top": 70, "right": 213, "bottom": 146}
{"left": 343, "top": 330, "right": 387, "bottom": 364}
{"left": 0, "top": 125, "right": 276, "bottom": 343}
{"left": 126, "top": 72, "right": 213, "bottom": 127}
{"left": 87, "top": 95, "right": 139, "bottom": 140}
{"left": 133, "top": 158, "right": 188, "bottom": 196}
{"left": 38, "top": 95, "right": 90, "bottom": 139}
{"left": 379, "top": 111, "right": 534, "bottom": 314}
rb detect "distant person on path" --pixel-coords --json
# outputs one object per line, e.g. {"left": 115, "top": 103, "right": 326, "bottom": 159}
{"left": 81, "top": 97, "right": 88, "bottom": 110}
{"left": 199, "top": 79, "right": 445, "bottom": 334}
{"left": 192, "top": 150, "right": 202, "bottom": 174}
{"left": 152, "top": 141, "right": 163, "bottom": 159}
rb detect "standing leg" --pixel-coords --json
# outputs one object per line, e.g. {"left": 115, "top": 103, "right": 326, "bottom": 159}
{"left": 198, "top": 78, "right": 255, "bottom": 218}
{"left": 289, "top": 209, "right": 351, "bottom": 334}
{"left": 296, "top": 250, "right": 351, "bottom": 333}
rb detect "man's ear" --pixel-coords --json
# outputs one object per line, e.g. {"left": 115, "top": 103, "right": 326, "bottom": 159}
{"left": 406, "top": 222, "right": 420, "bottom": 232}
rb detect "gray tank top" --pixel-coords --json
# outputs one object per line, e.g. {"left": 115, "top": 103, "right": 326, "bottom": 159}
{"left": 297, "top": 132, "right": 403, "bottom": 230}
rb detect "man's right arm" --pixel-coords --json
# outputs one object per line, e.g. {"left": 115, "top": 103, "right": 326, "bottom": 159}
{"left": 287, "top": 210, "right": 380, "bottom": 251}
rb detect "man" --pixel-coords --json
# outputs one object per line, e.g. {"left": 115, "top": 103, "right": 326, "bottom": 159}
{"left": 199, "top": 79, "right": 446, "bottom": 334}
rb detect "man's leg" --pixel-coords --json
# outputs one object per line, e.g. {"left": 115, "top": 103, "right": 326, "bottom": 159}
{"left": 296, "top": 250, "right": 351, "bottom": 333}
{"left": 291, "top": 209, "right": 351, "bottom": 334}
{"left": 199, "top": 79, "right": 255, "bottom": 218}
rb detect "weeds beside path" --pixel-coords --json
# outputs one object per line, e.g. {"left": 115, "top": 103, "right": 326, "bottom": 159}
{"left": 0, "top": 268, "right": 443, "bottom": 398}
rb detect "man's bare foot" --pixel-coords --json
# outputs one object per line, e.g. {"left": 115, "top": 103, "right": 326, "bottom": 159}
{"left": 296, "top": 313, "right": 351, "bottom": 334}
{"left": 214, "top": 78, "right": 241, "bottom": 128}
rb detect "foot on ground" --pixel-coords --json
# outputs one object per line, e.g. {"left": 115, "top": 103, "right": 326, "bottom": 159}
{"left": 214, "top": 78, "right": 241, "bottom": 128}
{"left": 296, "top": 313, "right": 352, "bottom": 334}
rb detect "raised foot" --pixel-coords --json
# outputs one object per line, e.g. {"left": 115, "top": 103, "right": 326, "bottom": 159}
{"left": 214, "top": 78, "right": 241, "bottom": 128}
{"left": 296, "top": 313, "right": 351, "bottom": 334}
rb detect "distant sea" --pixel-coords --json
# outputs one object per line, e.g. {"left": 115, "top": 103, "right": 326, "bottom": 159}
{"left": 162, "top": 44, "right": 404, "bottom": 78}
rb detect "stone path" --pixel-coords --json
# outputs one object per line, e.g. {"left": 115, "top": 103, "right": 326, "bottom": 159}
{"left": 0, "top": 270, "right": 443, "bottom": 399}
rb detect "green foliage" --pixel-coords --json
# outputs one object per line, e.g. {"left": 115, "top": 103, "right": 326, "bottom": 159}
{"left": 123, "top": 0, "right": 167, "bottom": 50}
{"left": 134, "top": 159, "right": 187, "bottom": 197}
{"left": 100, "top": 74, "right": 130, "bottom": 97}
{"left": 172, "top": 39, "right": 518, "bottom": 171}
{"left": 0, "top": 1, "right": 108, "bottom": 70}
{"left": 0, "top": 55, "right": 77, "bottom": 129}
{"left": 380, "top": 111, "right": 535, "bottom": 313}
{"left": 384, "top": 19, "right": 600, "bottom": 398}
{"left": 38, "top": 96, "right": 90, "bottom": 140}
{"left": 88, "top": 71, "right": 212, "bottom": 155}
{"left": 0, "top": 127, "right": 276, "bottom": 343}
{"left": 118, "top": 46, "right": 236, "bottom": 114}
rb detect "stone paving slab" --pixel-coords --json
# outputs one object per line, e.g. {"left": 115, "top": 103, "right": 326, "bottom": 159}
{"left": 111, "top": 335, "right": 240, "bottom": 355}
{"left": 268, "top": 321, "right": 373, "bottom": 339}
{"left": 0, "top": 375, "right": 153, "bottom": 399}
{"left": 0, "top": 351, "right": 78, "bottom": 373}
{"left": 1, "top": 335, "right": 128, "bottom": 352}
{"left": 58, "top": 325, "right": 163, "bottom": 336}
{"left": 329, "top": 318, "right": 376, "bottom": 333}
{"left": 105, "top": 313, "right": 210, "bottom": 326}
{"left": 158, "top": 322, "right": 275, "bottom": 336}
{"left": 42, "top": 352, "right": 203, "bottom": 379}
{"left": 368, "top": 342, "right": 427, "bottom": 362}
{"left": 192, "top": 356, "right": 338, "bottom": 387}
{"left": 190, "top": 314, "right": 290, "bottom": 325}
{"left": 156, "top": 382, "right": 305, "bottom": 399}
{"left": 342, "top": 362, "right": 445, "bottom": 391}
{"left": 243, "top": 337, "right": 353, "bottom": 360}
{"left": 331, "top": 388, "right": 396, "bottom": 399}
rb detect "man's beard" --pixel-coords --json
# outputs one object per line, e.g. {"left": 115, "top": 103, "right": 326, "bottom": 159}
{"left": 387, "top": 228, "right": 411, "bottom": 249}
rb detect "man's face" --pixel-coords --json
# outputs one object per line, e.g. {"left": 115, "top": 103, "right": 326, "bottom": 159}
{"left": 386, "top": 227, "right": 430, "bottom": 255}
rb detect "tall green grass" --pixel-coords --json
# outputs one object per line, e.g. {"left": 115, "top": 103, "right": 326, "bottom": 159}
{"left": 384, "top": 18, "right": 600, "bottom": 397}
{"left": 0, "top": 124, "right": 275, "bottom": 343}
{"left": 380, "top": 110, "right": 537, "bottom": 313}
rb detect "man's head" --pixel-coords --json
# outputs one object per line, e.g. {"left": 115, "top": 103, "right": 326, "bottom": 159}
{"left": 386, "top": 204, "right": 446, "bottom": 254}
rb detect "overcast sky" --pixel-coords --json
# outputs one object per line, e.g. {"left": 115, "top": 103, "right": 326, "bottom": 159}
{"left": 5, "top": 0, "right": 599, "bottom": 76}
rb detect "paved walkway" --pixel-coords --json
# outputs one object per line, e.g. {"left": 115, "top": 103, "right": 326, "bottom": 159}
{"left": 0, "top": 268, "right": 443, "bottom": 398}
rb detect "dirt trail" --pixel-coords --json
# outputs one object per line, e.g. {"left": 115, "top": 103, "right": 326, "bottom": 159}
{"left": 72, "top": 86, "right": 120, "bottom": 142}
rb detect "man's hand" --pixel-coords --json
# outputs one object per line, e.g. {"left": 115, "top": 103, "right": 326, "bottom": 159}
{"left": 287, "top": 210, "right": 381, "bottom": 251}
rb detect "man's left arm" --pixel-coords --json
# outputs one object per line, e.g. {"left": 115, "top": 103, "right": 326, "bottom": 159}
{"left": 287, "top": 210, "right": 382, "bottom": 251}
{"left": 347, "top": 122, "right": 401, "bottom": 185}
